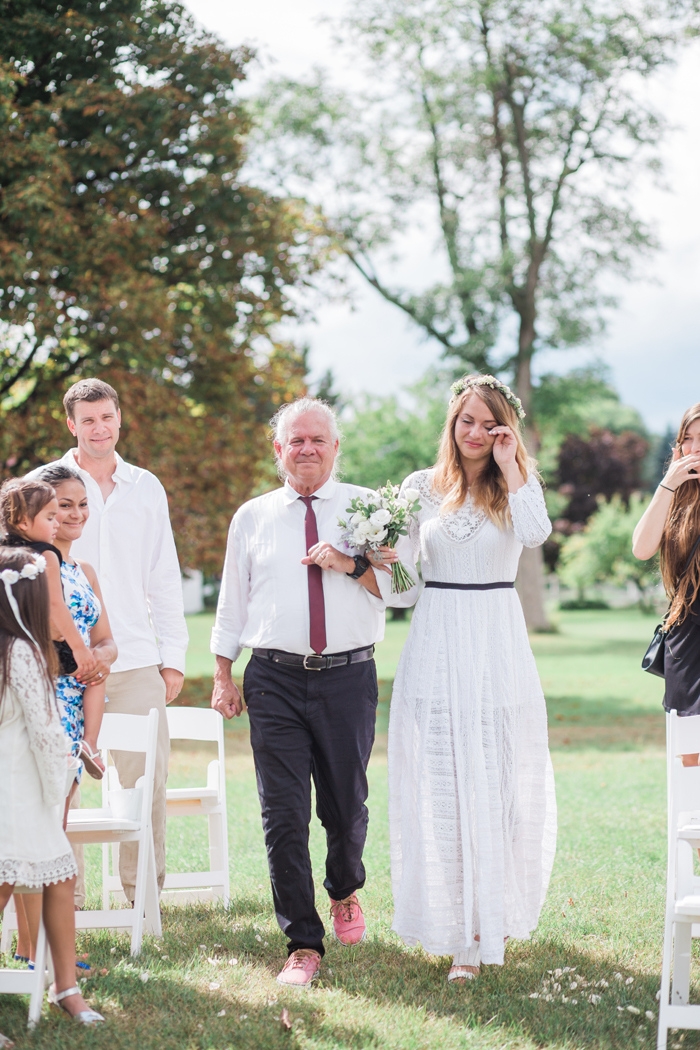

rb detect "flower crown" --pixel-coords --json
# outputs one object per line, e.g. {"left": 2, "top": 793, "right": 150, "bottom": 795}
{"left": 450, "top": 374, "right": 526, "bottom": 421}
{"left": 0, "top": 556, "right": 47, "bottom": 587}
{"left": 0, "top": 555, "right": 47, "bottom": 648}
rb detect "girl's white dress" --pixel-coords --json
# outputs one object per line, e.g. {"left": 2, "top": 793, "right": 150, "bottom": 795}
{"left": 0, "top": 639, "right": 77, "bottom": 888}
{"left": 388, "top": 471, "right": 557, "bottom": 965}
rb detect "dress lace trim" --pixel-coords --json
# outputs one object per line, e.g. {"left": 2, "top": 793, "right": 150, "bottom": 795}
{"left": 411, "top": 469, "right": 488, "bottom": 544}
{"left": 0, "top": 852, "right": 78, "bottom": 888}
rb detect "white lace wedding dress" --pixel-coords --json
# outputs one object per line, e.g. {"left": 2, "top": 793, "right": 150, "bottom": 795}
{"left": 0, "top": 640, "right": 77, "bottom": 888}
{"left": 388, "top": 471, "right": 557, "bottom": 965}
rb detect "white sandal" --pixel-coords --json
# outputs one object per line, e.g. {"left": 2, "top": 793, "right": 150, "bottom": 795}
{"left": 78, "top": 741, "right": 105, "bottom": 780}
{"left": 448, "top": 944, "right": 481, "bottom": 982}
{"left": 48, "top": 985, "right": 105, "bottom": 1025}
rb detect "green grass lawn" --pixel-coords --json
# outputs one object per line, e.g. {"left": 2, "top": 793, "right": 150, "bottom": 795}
{"left": 1, "top": 607, "right": 685, "bottom": 1050}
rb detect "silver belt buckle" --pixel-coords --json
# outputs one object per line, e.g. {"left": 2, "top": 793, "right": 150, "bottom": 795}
{"left": 303, "top": 654, "right": 325, "bottom": 671}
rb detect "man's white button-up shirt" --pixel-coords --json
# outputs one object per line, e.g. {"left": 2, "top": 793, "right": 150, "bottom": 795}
{"left": 57, "top": 448, "right": 188, "bottom": 675}
{"left": 210, "top": 478, "right": 418, "bottom": 661}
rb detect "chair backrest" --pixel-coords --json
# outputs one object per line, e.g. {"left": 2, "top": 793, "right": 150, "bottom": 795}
{"left": 667, "top": 711, "right": 700, "bottom": 832}
{"left": 668, "top": 709, "right": 700, "bottom": 758}
{"left": 98, "top": 710, "right": 159, "bottom": 825}
{"left": 98, "top": 711, "right": 158, "bottom": 753}
{"left": 166, "top": 707, "right": 223, "bottom": 744}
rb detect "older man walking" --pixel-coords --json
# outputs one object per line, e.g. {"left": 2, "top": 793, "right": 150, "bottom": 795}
{"left": 211, "top": 397, "right": 417, "bottom": 986}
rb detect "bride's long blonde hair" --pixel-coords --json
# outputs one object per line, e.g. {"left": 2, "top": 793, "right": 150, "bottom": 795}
{"left": 433, "top": 379, "right": 534, "bottom": 525}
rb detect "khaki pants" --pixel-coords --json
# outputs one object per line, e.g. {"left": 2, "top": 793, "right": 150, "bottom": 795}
{"left": 106, "top": 666, "right": 169, "bottom": 902}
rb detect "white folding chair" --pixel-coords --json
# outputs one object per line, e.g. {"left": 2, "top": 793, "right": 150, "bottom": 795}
{"left": 161, "top": 707, "right": 230, "bottom": 906}
{"left": 0, "top": 895, "right": 50, "bottom": 1028}
{"left": 66, "top": 709, "right": 162, "bottom": 956}
{"left": 658, "top": 710, "right": 700, "bottom": 1048}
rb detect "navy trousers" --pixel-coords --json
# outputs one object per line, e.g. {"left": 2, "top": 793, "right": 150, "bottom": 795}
{"left": 243, "top": 654, "right": 378, "bottom": 956}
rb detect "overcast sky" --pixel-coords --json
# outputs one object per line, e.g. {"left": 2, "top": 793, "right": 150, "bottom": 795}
{"left": 187, "top": 0, "right": 700, "bottom": 432}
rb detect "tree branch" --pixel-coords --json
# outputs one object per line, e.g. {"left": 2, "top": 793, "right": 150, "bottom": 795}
{"left": 0, "top": 340, "right": 42, "bottom": 399}
{"left": 416, "top": 50, "right": 480, "bottom": 340}
{"left": 345, "top": 247, "right": 456, "bottom": 352}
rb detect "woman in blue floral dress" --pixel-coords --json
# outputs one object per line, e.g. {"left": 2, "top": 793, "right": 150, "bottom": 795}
{"left": 37, "top": 465, "right": 117, "bottom": 779}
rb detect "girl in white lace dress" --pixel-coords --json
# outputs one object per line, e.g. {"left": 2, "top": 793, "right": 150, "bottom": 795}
{"left": 386, "top": 375, "right": 557, "bottom": 982}
{"left": 0, "top": 547, "right": 103, "bottom": 1024}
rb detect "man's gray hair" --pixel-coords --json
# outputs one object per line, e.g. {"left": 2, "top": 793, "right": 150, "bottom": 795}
{"left": 271, "top": 397, "right": 340, "bottom": 446}
{"left": 270, "top": 398, "right": 341, "bottom": 480}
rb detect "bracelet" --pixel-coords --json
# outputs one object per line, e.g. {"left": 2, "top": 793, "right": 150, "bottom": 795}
{"left": 659, "top": 483, "right": 676, "bottom": 494}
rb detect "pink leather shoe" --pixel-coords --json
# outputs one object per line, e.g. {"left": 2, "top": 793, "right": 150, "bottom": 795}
{"left": 330, "top": 893, "right": 366, "bottom": 945}
{"left": 276, "top": 949, "right": 321, "bottom": 988}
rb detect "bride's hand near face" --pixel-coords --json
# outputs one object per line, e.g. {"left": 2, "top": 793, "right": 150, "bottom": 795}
{"left": 489, "top": 426, "right": 525, "bottom": 492}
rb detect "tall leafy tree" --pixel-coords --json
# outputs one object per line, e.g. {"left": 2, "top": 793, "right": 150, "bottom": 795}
{"left": 0, "top": 0, "right": 326, "bottom": 568}
{"left": 251, "top": 0, "right": 694, "bottom": 625}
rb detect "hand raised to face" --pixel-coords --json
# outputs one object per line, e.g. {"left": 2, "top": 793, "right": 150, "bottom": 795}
{"left": 488, "top": 425, "right": 518, "bottom": 468}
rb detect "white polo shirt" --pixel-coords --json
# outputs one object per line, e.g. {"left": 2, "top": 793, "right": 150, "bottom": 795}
{"left": 54, "top": 448, "right": 188, "bottom": 674}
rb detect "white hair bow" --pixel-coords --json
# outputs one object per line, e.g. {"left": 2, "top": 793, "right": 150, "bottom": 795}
{"left": 1, "top": 555, "right": 47, "bottom": 648}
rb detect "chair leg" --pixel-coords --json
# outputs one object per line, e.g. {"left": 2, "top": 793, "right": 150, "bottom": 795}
{"left": 657, "top": 1012, "right": 668, "bottom": 1050}
{"left": 208, "top": 810, "right": 224, "bottom": 899}
{"left": 0, "top": 893, "right": 16, "bottom": 954}
{"left": 102, "top": 843, "right": 110, "bottom": 909}
{"left": 130, "top": 841, "right": 148, "bottom": 956}
{"left": 27, "top": 919, "right": 48, "bottom": 1029}
{"left": 143, "top": 836, "right": 162, "bottom": 939}
{"left": 672, "top": 921, "right": 692, "bottom": 1004}
{"left": 658, "top": 903, "right": 674, "bottom": 1050}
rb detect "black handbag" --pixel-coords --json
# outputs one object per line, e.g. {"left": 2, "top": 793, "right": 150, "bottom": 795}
{"left": 642, "top": 534, "right": 700, "bottom": 677}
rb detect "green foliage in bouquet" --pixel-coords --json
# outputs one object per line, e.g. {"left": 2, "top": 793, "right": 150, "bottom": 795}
{"left": 338, "top": 482, "right": 421, "bottom": 593}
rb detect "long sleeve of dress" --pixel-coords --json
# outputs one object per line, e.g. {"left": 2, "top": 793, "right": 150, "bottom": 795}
{"left": 508, "top": 474, "right": 553, "bottom": 548}
{"left": 9, "top": 641, "right": 67, "bottom": 808}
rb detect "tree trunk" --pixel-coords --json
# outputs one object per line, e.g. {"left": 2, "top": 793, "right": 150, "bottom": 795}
{"left": 513, "top": 314, "right": 553, "bottom": 631}
{"left": 515, "top": 545, "right": 552, "bottom": 631}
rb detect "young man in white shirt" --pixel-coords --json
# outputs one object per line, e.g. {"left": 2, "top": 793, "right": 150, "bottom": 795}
{"left": 211, "top": 397, "right": 417, "bottom": 987}
{"left": 46, "top": 378, "right": 188, "bottom": 903}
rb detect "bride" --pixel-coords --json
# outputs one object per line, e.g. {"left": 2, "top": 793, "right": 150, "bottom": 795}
{"left": 385, "top": 374, "right": 557, "bottom": 982}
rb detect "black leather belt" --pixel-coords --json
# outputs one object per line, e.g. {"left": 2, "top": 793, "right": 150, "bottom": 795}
{"left": 424, "top": 581, "right": 515, "bottom": 591}
{"left": 252, "top": 645, "right": 375, "bottom": 671}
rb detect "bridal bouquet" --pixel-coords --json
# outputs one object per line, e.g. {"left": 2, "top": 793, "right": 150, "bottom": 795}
{"left": 338, "top": 482, "right": 421, "bottom": 593}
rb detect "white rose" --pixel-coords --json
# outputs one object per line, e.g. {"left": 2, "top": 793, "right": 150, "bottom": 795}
{"left": 353, "top": 521, "right": 372, "bottom": 544}
{"left": 369, "top": 508, "right": 391, "bottom": 526}
{"left": 366, "top": 525, "right": 388, "bottom": 543}
{"left": 403, "top": 487, "right": 420, "bottom": 503}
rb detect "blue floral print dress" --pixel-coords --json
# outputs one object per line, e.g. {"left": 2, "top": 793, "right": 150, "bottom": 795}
{"left": 56, "top": 560, "right": 102, "bottom": 766}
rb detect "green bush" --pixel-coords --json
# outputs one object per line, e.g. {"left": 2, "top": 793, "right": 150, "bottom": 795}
{"left": 557, "top": 494, "right": 659, "bottom": 611}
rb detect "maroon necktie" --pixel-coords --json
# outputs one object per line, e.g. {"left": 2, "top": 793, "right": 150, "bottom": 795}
{"left": 299, "top": 495, "right": 327, "bottom": 654}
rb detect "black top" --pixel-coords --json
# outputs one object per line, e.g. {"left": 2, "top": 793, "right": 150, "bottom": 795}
{"left": 664, "top": 597, "right": 700, "bottom": 716}
{"left": 2, "top": 534, "right": 63, "bottom": 565}
{"left": 1, "top": 534, "right": 78, "bottom": 676}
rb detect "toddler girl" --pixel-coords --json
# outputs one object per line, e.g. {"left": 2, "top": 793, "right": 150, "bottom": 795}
{"left": 0, "top": 478, "right": 105, "bottom": 778}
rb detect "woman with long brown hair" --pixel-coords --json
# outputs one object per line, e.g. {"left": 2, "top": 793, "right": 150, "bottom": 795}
{"left": 383, "top": 374, "right": 557, "bottom": 983}
{"left": 0, "top": 547, "right": 103, "bottom": 1025}
{"left": 633, "top": 403, "right": 700, "bottom": 748}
